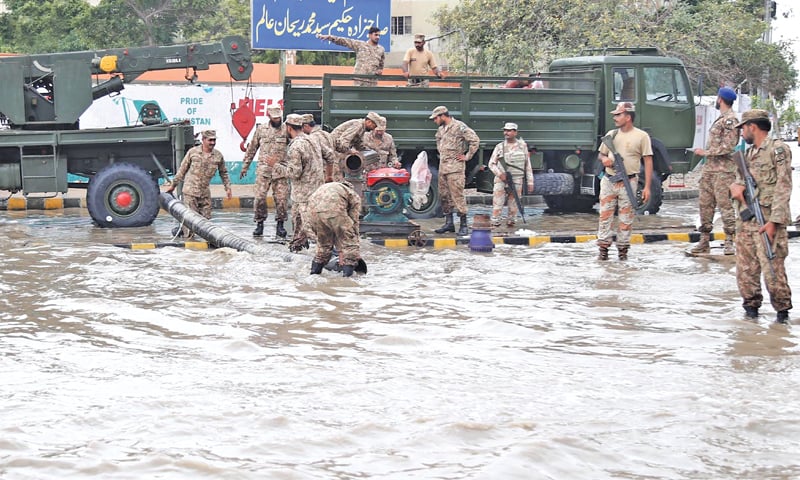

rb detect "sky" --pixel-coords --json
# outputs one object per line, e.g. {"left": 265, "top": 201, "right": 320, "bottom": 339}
{"left": 771, "top": 1, "right": 799, "bottom": 102}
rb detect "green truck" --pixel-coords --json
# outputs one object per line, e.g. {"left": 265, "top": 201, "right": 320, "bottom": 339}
{"left": 283, "top": 47, "right": 696, "bottom": 217}
{"left": 0, "top": 36, "right": 252, "bottom": 227}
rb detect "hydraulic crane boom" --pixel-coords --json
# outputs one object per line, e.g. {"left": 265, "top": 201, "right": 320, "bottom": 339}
{"left": 0, "top": 36, "right": 253, "bottom": 129}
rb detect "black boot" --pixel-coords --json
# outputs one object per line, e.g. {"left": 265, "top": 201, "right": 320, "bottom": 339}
{"left": 276, "top": 221, "right": 287, "bottom": 238}
{"left": 457, "top": 214, "right": 469, "bottom": 236}
{"left": 252, "top": 221, "right": 264, "bottom": 237}
{"left": 777, "top": 310, "right": 789, "bottom": 324}
{"left": 744, "top": 306, "right": 759, "bottom": 319}
{"left": 342, "top": 265, "right": 355, "bottom": 277}
{"left": 434, "top": 213, "right": 455, "bottom": 234}
{"left": 310, "top": 261, "right": 325, "bottom": 275}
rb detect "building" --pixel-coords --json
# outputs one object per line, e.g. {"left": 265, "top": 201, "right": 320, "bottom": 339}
{"left": 387, "top": 0, "right": 460, "bottom": 68}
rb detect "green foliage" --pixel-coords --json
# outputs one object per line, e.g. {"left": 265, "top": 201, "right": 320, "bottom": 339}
{"left": 434, "top": 0, "right": 797, "bottom": 102}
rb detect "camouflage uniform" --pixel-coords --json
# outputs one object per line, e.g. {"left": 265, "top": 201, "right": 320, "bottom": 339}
{"left": 309, "top": 125, "right": 338, "bottom": 181}
{"left": 362, "top": 130, "right": 398, "bottom": 170}
{"left": 332, "top": 118, "right": 368, "bottom": 153}
{"left": 597, "top": 127, "right": 653, "bottom": 248}
{"left": 488, "top": 138, "right": 534, "bottom": 226}
{"left": 272, "top": 131, "right": 324, "bottom": 251}
{"left": 172, "top": 144, "right": 230, "bottom": 238}
{"left": 435, "top": 118, "right": 480, "bottom": 215}
{"left": 307, "top": 181, "right": 362, "bottom": 268}
{"left": 734, "top": 135, "right": 793, "bottom": 315}
{"left": 697, "top": 108, "right": 739, "bottom": 239}
{"left": 320, "top": 35, "right": 384, "bottom": 86}
{"left": 241, "top": 122, "right": 289, "bottom": 223}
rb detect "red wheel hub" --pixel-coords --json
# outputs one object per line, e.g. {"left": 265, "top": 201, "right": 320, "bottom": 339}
{"left": 115, "top": 191, "right": 133, "bottom": 208}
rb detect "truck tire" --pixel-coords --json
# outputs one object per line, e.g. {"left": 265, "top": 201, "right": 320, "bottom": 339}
{"left": 404, "top": 166, "right": 442, "bottom": 219}
{"left": 531, "top": 173, "right": 574, "bottom": 196}
{"left": 87, "top": 163, "right": 160, "bottom": 228}
{"left": 636, "top": 171, "right": 663, "bottom": 215}
{"left": 543, "top": 195, "right": 597, "bottom": 213}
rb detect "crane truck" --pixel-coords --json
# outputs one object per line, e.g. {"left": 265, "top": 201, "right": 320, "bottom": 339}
{"left": 0, "top": 36, "right": 252, "bottom": 227}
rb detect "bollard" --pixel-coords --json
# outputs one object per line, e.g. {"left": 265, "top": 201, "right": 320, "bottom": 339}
{"left": 469, "top": 214, "right": 494, "bottom": 252}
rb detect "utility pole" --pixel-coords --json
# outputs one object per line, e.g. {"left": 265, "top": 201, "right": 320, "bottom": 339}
{"left": 759, "top": 0, "right": 775, "bottom": 103}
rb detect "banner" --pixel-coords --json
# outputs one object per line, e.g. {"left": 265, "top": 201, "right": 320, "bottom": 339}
{"left": 79, "top": 84, "right": 283, "bottom": 184}
{"left": 251, "top": 0, "right": 391, "bottom": 52}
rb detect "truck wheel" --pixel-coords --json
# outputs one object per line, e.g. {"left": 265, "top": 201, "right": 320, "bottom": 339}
{"left": 636, "top": 171, "right": 663, "bottom": 215}
{"left": 532, "top": 173, "right": 574, "bottom": 195}
{"left": 543, "top": 195, "right": 597, "bottom": 213}
{"left": 87, "top": 163, "right": 160, "bottom": 228}
{"left": 404, "top": 166, "right": 442, "bottom": 219}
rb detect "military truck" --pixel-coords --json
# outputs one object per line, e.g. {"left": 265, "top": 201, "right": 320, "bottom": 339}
{"left": 0, "top": 36, "right": 252, "bottom": 227}
{"left": 283, "top": 47, "right": 696, "bottom": 217}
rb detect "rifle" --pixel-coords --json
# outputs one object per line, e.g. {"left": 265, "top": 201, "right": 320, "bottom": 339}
{"left": 732, "top": 150, "right": 776, "bottom": 263}
{"left": 600, "top": 134, "right": 638, "bottom": 210}
{"left": 503, "top": 170, "right": 527, "bottom": 224}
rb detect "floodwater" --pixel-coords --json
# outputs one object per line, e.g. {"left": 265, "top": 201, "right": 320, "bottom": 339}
{"left": 2, "top": 148, "right": 800, "bottom": 479}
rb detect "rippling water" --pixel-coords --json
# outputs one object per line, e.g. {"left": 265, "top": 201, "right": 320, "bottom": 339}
{"left": 2, "top": 199, "right": 800, "bottom": 479}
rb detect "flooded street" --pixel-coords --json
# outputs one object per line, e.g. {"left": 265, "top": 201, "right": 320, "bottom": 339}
{"left": 3, "top": 153, "right": 800, "bottom": 478}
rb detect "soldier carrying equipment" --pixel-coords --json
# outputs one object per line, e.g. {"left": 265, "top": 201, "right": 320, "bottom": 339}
{"left": 732, "top": 150, "right": 776, "bottom": 271}
{"left": 600, "top": 134, "right": 638, "bottom": 212}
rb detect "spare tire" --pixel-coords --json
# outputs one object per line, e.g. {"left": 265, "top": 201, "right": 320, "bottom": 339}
{"left": 87, "top": 162, "right": 160, "bottom": 228}
{"left": 637, "top": 171, "right": 663, "bottom": 215}
{"left": 532, "top": 173, "right": 574, "bottom": 196}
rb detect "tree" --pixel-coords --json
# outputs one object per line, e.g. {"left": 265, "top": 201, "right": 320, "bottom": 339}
{"left": 0, "top": 0, "right": 94, "bottom": 53}
{"left": 433, "top": 0, "right": 797, "bottom": 102}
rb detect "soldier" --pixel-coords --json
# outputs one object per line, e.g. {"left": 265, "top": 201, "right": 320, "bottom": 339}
{"left": 240, "top": 106, "right": 289, "bottom": 238}
{"left": 429, "top": 105, "right": 480, "bottom": 236}
{"left": 402, "top": 33, "right": 443, "bottom": 87}
{"left": 272, "top": 114, "right": 325, "bottom": 252}
{"left": 330, "top": 112, "right": 381, "bottom": 181}
{"left": 729, "top": 109, "right": 793, "bottom": 323}
{"left": 596, "top": 102, "right": 653, "bottom": 261}
{"left": 165, "top": 130, "right": 232, "bottom": 239}
{"left": 690, "top": 87, "right": 740, "bottom": 255}
{"left": 487, "top": 122, "right": 534, "bottom": 227}
{"left": 301, "top": 113, "right": 337, "bottom": 182}
{"left": 361, "top": 115, "right": 399, "bottom": 170}
{"left": 317, "top": 27, "right": 385, "bottom": 86}
{"left": 307, "top": 181, "right": 363, "bottom": 277}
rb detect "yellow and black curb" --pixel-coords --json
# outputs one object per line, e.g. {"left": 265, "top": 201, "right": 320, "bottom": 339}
{"left": 117, "top": 230, "right": 798, "bottom": 251}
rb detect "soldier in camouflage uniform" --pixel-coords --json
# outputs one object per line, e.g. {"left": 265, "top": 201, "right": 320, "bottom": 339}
{"left": 307, "top": 181, "right": 363, "bottom": 277}
{"left": 240, "top": 106, "right": 289, "bottom": 238}
{"left": 487, "top": 122, "right": 534, "bottom": 227}
{"left": 362, "top": 115, "right": 399, "bottom": 170}
{"left": 272, "top": 114, "right": 325, "bottom": 252}
{"left": 166, "top": 130, "right": 232, "bottom": 239}
{"left": 730, "top": 109, "right": 793, "bottom": 323}
{"left": 429, "top": 105, "right": 480, "bottom": 236}
{"left": 691, "top": 87, "right": 740, "bottom": 255}
{"left": 317, "top": 27, "right": 385, "bottom": 86}
{"left": 331, "top": 112, "right": 380, "bottom": 181}
{"left": 302, "top": 113, "right": 338, "bottom": 183}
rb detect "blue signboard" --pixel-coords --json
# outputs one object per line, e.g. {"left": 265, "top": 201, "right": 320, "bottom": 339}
{"left": 251, "top": 0, "right": 391, "bottom": 52}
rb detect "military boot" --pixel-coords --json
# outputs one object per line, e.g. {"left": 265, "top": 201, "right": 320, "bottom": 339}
{"left": 690, "top": 233, "right": 710, "bottom": 254}
{"left": 723, "top": 235, "right": 735, "bottom": 255}
{"left": 434, "top": 213, "right": 455, "bottom": 234}
{"left": 617, "top": 245, "right": 629, "bottom": 261}
{"left": 598, "top": 245, "right": 609, "bottom": 261}
{"left": 276, "top": 221, "right": 287, "bottom": 238}
{"left": 252, "top": 221, "right": 264, "bottom": 237}
{"left": 457, "top": 214, "right": 469, "bottom": 236}
{"left": 744, "top": 306, "right": 759, "bottom": 319}
{"left": 310, "top": 261, "right": 325, "bottom": 275}
{"left": 342, "top": 265, "right": 355, "bottom": 277}
{"left": 777, "top": 310, "right": 790, "bottom": 324}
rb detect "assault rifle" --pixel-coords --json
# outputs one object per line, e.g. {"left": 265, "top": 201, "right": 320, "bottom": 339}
{"left": 600, "top": 134, "right": 638, "bottom": 211}
{"left": 504, "top": 170, "right": 527, "bottom": 224}
{"left": 733, "top": 150, "right": 776, "bottom": 262}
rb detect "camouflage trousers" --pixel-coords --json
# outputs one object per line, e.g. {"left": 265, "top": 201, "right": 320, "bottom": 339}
{"left": 698, "top": 171, "right": 736, "bottom": 235}
{"left": 288, "top": 201, "right": 317, "bottom": 250}
{"left": 307, "top": 210, "right": 361, "bottom": 267}
{"left": 597, "top": 175, "right": 636, "bottom": 247}
{"left": 182, "top": 193, "right": 211, "bottom": 238}
{"left": 438, "top": 171, "right": 467, "bottom": 215}
{"left": 736, "top": 220, "right": 792, "bottom": 312}
{"left": 253, "top": 175, "right": 289, "bottom": 222}
{"left": 491, "top": 177, "right": 523, "bottom": 224}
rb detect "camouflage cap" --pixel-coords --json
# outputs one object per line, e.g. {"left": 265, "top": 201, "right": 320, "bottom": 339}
{"left": 429, "top": 105, "right": 448, "bottom": 119}
{"left": 610, "top": 102, "right": 635, "bottom": 115}
{"left": 366, "top": 111, "right": 381, "bottom": 124}
{"left": 734, "top": 109, "right": 770, "bottom": 128}
{"left": 414, "top": 33, "right": 425, "bottom": 42}
{"left": 503, "top": 122, "right": 518, "bottom": 130}
{"left": 375, "top": 115, "right": 387, "bottom": 130}
{"left": 285, "top": 113, "right": 304, "bottom": 127}
{"left": 301, "top": 113, "right": 314, "bottom": 125}
{"left": 201, "top": 130, "right": 217, "bottom": 139}
{"left": 266, "top": 106, "right": 282, "bottom": 119}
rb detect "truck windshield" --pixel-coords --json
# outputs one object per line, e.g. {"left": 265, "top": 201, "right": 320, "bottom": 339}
{"left": 644, "top": 67, "right": 690, "bottom": 103}
{"left": 613, "top": 67, "right": 636, "bottom": 102}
